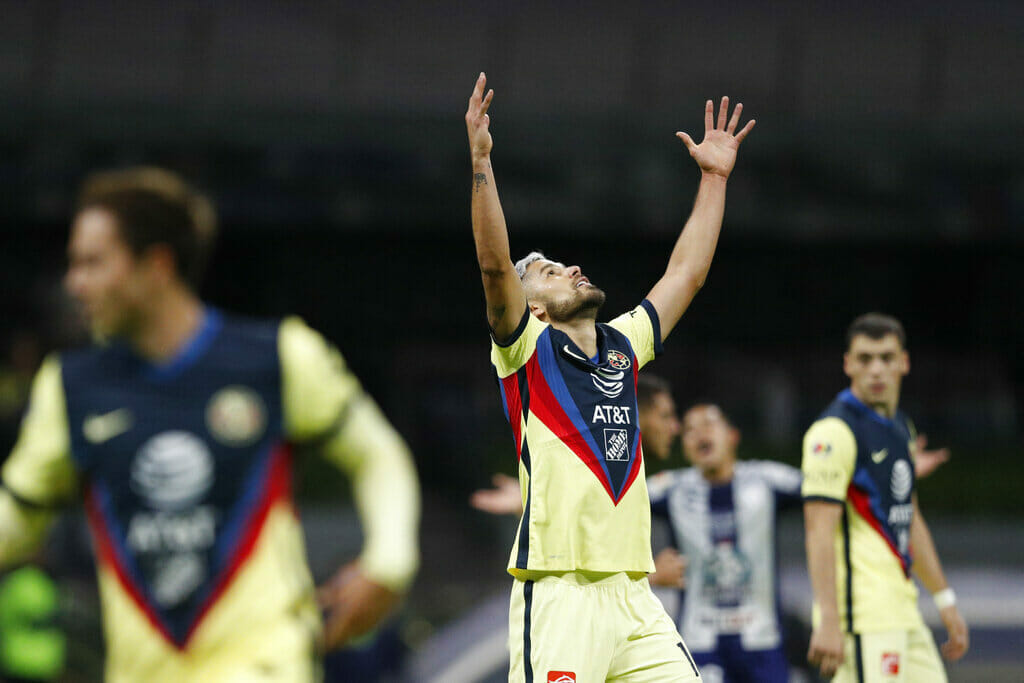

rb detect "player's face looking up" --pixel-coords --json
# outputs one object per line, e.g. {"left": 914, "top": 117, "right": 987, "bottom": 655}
{"left": 522, "top": 259, "right": 606, "bottom": 323}
{"left": 681, "top": 405, "right": 739, "bottom": 480}
{"left": 843, "top": 333, "right": 909, "bottom": 417}
{"left": 65, "top": 208, "right": 161, "bottom": 339}
{"left": 638, "top": 391, "right": 680, "bottom": 461}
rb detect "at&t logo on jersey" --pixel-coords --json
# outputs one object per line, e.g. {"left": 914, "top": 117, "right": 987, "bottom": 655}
{"left": 890, "top": 459, "right": 912, "bottom": 501}
{"left": 548, "top": 672, "right": 576, "bottom": 683}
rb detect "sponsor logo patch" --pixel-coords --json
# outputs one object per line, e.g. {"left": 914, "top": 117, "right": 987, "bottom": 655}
{"left": 881, "top": 651, "right": 900, "bottom": 676}
{"left": 890, "top": 459, "right": 912, "bottom": 501}
{"left": 131, "top": 431, "right": 215, "bottom": 511}
{"left": 548, "top": 673, "right": 576, "bottom": 683}
{"left": 607, "top": 349, "right": 631, "bottom": 370}
{"left": 604, "top": 428, "right": 629, "bottom": 461}
{"left": 811, "top": 441, "right": 832, "bottom": 456}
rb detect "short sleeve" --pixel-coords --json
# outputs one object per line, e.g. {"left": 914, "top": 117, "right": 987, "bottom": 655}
{"left": 278, "top": 317, "right": 362, "bottom": 442}
{"left": 2, "top": 355, "right": 77, "bottom": 506}
{"left": 490, "top": 310, "right": 547, "bottom": 379}
{"left": 801, "top": 417, "right": 857, "bottom": 503}
{"left": 606, "top": 300, "right": 663, "bottom": 369}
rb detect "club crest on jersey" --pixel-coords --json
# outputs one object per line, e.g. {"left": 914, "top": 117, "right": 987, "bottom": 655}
{"left": 548, "top": 672, "right": 576, "bottom": 683}
{"left": 890, "top": 459, "right": 912, "bottom": 501}
{"left": 607, "top": 349, "right": 631, "bottom": 370}
{"left": 604, "top": 428, "right": 629, "bottom": 461}
{"left": 206, "top": 385, "right": 266, "bottom": 447}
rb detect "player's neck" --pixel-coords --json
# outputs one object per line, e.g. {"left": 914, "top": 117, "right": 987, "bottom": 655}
{"left": 128, "top": 287, "right": 205, "bottom": 362}
{"left": 849, "top": 386, "right": 899, "bottom": 419}
{"left": 550, "top": 317, "right": 599, "bottom": 358}
{"left": 701, "top": 457, "right": 735, "bottom": 485}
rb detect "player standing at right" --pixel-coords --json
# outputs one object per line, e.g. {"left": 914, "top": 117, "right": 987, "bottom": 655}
{"left": 802, "top": 313, "right": 969, "bottom": 681}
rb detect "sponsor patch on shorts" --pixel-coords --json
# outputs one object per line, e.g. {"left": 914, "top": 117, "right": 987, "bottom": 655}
{"left": 548, "top": 672, "right": 576, "bottom": 683}
{"left": 881, "top": 651, "right": 900, "bottom": 676}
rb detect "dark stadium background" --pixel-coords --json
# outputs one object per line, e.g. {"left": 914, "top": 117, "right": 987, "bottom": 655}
{"left": 1, "top": 1, "right": 1021, "bottom": 681}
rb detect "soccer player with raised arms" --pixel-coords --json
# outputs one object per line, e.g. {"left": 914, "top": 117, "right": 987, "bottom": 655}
{"left": 0, "top": 168, "right": 420, "bottom": 681}
{"left": 802, "top": 313, "right": 969, "bottom": 682}
{"left": 465, "top": 72, "right": 754, "bottom": 681}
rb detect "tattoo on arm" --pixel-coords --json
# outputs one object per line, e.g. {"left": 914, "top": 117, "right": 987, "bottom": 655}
{"left": 473, "top": 173, "right": 488, "bottom": 193}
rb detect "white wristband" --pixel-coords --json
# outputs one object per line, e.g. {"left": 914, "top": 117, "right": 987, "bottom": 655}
{"left": 932, "top": 588, "right": 956, "bottom": 610}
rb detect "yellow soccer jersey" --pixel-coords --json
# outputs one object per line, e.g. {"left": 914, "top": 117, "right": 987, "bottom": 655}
{"left": 0, "top": 311, "right": 418, "bottom": 682}
{"left": 802, "top": 390, "right": 923, "bottom": 634}
{"left": 492, "top": 301, "right": 663, "bottom": 577}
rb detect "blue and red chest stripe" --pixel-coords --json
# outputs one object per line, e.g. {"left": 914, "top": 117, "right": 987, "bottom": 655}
{"left": 498, "top": 324, "right": 644, "bottom": 505}
{"left": 83, "top": 443, "right": 294, "bottom": 648}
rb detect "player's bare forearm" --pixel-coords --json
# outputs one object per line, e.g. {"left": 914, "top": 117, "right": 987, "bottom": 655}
{"left": 466, "top": 73, "right": 526, "bottom": 340}
{"left": 645, "top": 173, "right": 727, "bottom": 339}
{"left": 645, "top": 97, "right": 754, "bottom": 340}
{"left": 804, "top": 501, "right": 843, "bottom": 624}
{"left": 909, "top": 498, "right": 949, "bottom": 593}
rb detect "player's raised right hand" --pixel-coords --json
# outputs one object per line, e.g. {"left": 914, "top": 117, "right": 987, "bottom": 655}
{"left": 466, "top": 72, "right": 494, "bottom": 161}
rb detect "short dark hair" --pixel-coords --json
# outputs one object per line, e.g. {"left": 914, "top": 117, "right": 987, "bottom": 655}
{"left": 75, "top": 167, "right": 217, "bottom": 289}
{"left": 637, "top": 374, "right": 672, "bottom": 409}
{"left": 846, "top": 312, "right": 906, "bottom": 350}
{"left": 683, "top": 401, "right": 734, "bottom": 427}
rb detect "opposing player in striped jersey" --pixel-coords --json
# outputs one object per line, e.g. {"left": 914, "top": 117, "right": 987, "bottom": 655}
{"left": 466, "top": 71, "right": 754, "bottom": 682}
{"left": 803, "top": 313, "right": 968, "bottom": 682}
{"left": 0, "top": 168, "right": 420, "bottom": 682}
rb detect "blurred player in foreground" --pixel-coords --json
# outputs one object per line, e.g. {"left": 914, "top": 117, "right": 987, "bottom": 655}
{"left": 803, "top": 313, "right": 968, "bottom": 681}
{"left": 0, "top": 168, "right": 420, "bottom": 682}
{"left": 466, "top": 70, "right": 754, "bottom": 681}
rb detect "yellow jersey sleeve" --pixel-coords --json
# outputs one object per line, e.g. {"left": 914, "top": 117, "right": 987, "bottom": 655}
{"left": 606, "top": 301, "right": 663, "bottom": 369}
{"left": 0, "top": 356, "right": 77, "bottom": 566}
{"left": 278, "top": 318, "right": 420, "bottom": 593}
{"left": 2, "top": 356, "right": 77, "bottom": 506}
{"left": 278, "top": 316, "right": 361, "bottom": 441}
{"left": 801, "top": 417, "right": 857, "bottom": 502}
{"left": 490, "top": 311, "right": 547, "bottom": 378}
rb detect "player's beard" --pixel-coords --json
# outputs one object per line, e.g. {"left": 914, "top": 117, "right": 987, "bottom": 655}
{"left": 545, "top": 286, "right": 607, "bottom": 323}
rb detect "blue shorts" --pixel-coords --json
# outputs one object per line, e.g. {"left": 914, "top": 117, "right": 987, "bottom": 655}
{"left": 691, "top": 636, "right": 788, "bottom": 683}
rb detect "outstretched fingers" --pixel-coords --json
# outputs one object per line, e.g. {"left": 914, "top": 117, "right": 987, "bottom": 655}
{"left": 480, "top": 88, "right": 494, "bottom": 118}
{"left": 717, "top": 96, "right": 729, "bottom": 130}
{"left": 675, "top": 131, "right": 697, "bottom": 155}
{"left": 734, "top": 118, "right": 756, "bottom": 143}
{"left": 726, "top": 102, "right": 743, "bottom": 134}
{"left": 703, "top": 99, "right": 714, "bottom": 133}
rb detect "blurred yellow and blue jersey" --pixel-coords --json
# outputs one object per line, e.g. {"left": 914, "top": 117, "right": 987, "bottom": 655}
{"left": 0, "top": 311, "right": 418, "bottom": 682}
{"left": 491, "top": 301, "right": 663, "bottom": 577}
{"left": 801, "top": 389, "right": 922, "bottom": 634}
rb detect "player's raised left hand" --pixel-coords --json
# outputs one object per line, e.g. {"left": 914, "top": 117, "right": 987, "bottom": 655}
{"left": 676, "top": 97, "right": 755, "bottom": 180}
{"left": 318, "top": 560, "right": 402, "bottom": 650}
{"left": 939, "top": 605, "right": 969, "bottom": 661}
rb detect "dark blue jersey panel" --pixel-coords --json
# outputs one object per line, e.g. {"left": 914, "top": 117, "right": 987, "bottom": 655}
{"left": 60, "top": 310, "right": 287, "bottom": 644}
